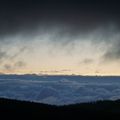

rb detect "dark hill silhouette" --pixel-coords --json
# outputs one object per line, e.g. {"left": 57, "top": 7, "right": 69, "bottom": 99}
{"left": 0, "top": 98, "right": 120, "bottom": 120}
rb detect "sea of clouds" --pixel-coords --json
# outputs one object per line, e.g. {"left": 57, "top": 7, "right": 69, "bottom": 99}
{"left": 0, "top": 75, "right": 120, "bottom": 105}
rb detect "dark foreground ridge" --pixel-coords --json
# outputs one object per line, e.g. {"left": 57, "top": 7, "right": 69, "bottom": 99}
{"left": 0, "top": 98, "right": 120, "bottom": 120}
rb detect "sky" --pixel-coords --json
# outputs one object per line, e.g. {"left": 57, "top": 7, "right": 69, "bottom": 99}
{"left": 0, "top": 0, "right": 120, "bottom": 75}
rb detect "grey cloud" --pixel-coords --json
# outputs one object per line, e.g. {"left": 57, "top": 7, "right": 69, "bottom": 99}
{"left": 0, "top": 0, "right": 120, "bottom": 66}
{"left": 3, "top": 61, "right": 26, "bottom": 72}
{"left": 39, "top": 69, "right": 71, "bottom": 74}
{"left": 81, "top": 58, "right": 94, "bottom": 64}
{"left": 0, "top": 50, "right": 8, "bottom": 62}
{"left": 3, "top": 64, "right": 13, "bottom": 71}
{"left": 8, "top": 47, "right": 27, "bottom": 60}
{"left": 0, "top": 46, "right": 27, "bottom": 65}
{"left": 102, "top": 40, "right": 120, "bottom": 62}
{"left": 14, "top": 61, "right": 26, "bottom": 68}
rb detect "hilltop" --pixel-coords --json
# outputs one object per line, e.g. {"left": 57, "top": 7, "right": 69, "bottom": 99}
{"left": 0, "top": 98, "right": 120, "bottom": 120}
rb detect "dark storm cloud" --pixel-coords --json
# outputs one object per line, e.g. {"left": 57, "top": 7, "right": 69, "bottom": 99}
{"left": 0, "top": 0, "right": 120, "bottom": 63}
{"left": 0, "top": 0, "right": 120, "bottom": 38}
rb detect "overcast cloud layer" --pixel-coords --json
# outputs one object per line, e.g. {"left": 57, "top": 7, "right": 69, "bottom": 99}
{"left": 0, "top": 0, "right": 120, "bottom": 74}
{"left": 0, "top": 75, "right": 120, "bottom": 105}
